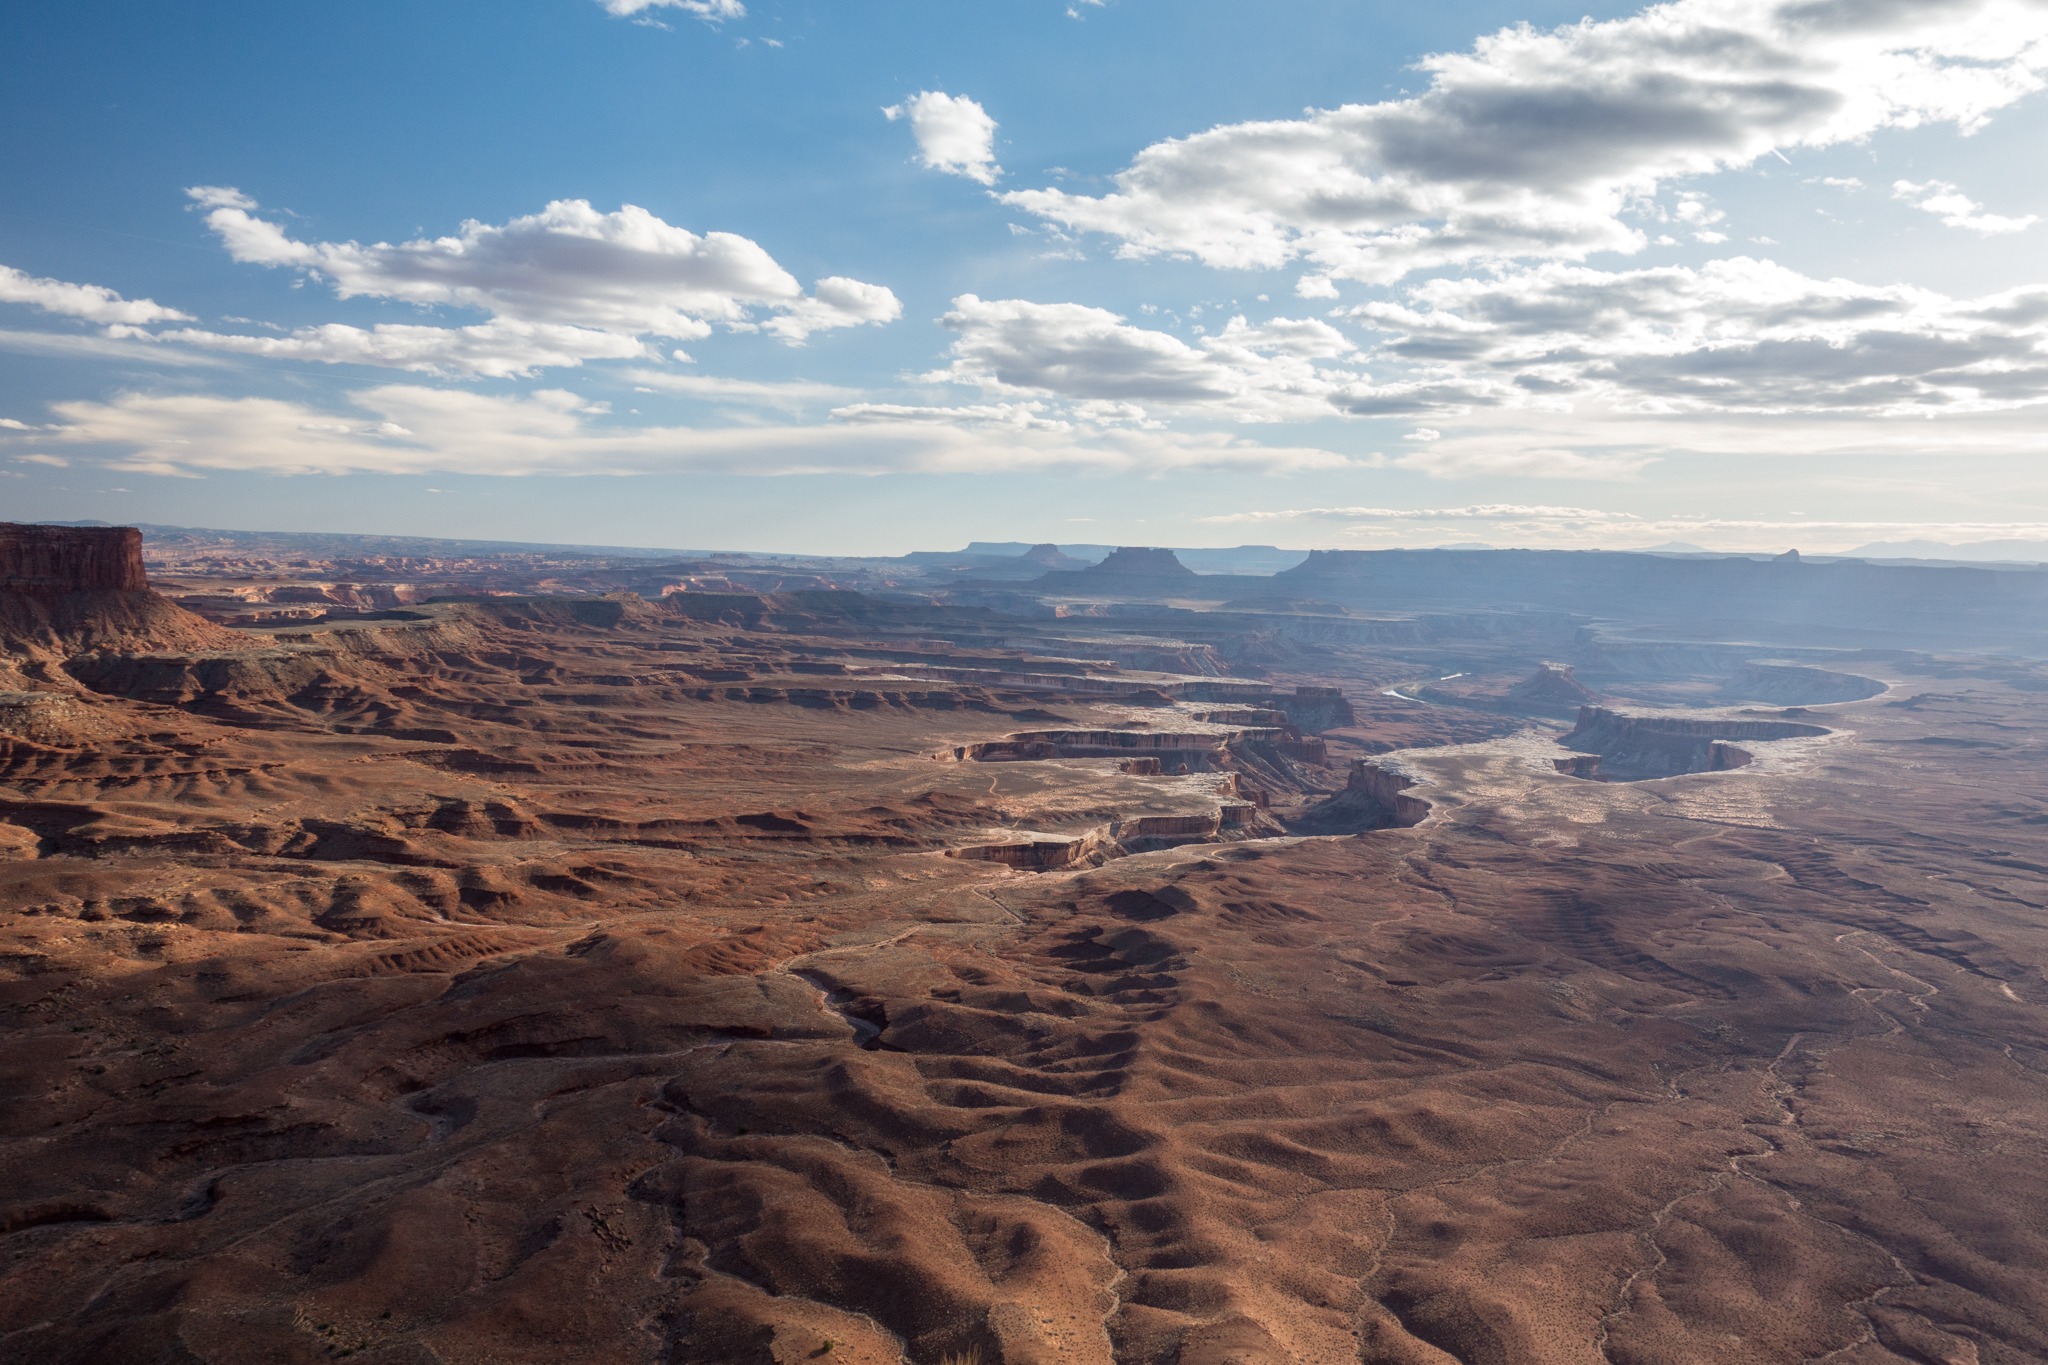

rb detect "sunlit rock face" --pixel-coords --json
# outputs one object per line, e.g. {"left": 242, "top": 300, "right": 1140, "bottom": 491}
{"left": 0, "top": 524, "right": 148, "bottom": 593}
{"left": 0, "top": 524, "right": 238, "bottom": 663}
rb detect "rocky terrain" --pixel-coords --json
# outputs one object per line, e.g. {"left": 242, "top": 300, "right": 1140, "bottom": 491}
{"left": 2, "top": 527, "right": 2046, "bottom": 1364}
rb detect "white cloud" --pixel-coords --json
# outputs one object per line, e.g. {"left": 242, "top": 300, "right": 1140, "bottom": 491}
{"left": 0, "top": 326, "right": 232, "bottom": 367}
{"left": 929, "top": 295, "right": 1378, "bottom": 421}
{"left": 622, "top": 370, "right": 861, "bottom": 408}
{"left": 1208, "top": 503, "right": 1636, "bottom": 525}
{"left": 884, "top": 92, "right": 1002, "bottom": 185}
{"left": 186, "top": 189, "right": 898, "bottom": 343}
{"left": 125, "top": 319, "right": 649, "bottom": 378}
{"left": 1347, "top": 257, "right": 2048, "bottom": 417}
{"left": 0, "top": 264, "right": 191, "bottom": 326}
{"left": 831, "top": 401, "right": 1075, "bottom": 432}
{"left": 14, "top": 453, "right": 68, "bottom": 467}
{"left": 1390, "top": 444, "right": 1654, "bottom": 480}
{"left": 1003, "top": 0, "right": 2048, "bottom": 285}
{"left": 758, "top": 275, "right": 904, "bottom": 340}
{"left": 596, "top": 0, "right": 743, "bottom": 22}
{"left": 925, "top": 261, "right": 2041, "bottom": 432}
{"left": 184, "top": 185, "right": 257, "bottom": 211}
{"left": 1201, "top": 502, "right": 2048, "bottom": 552}
{"left": 1892, "top": 179, "right": 2038, "bottom": 236}
{"left": 48, "top": 385, "right": 1354, "bottom": 478}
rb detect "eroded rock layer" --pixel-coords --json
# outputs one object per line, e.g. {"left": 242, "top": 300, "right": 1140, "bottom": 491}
{"left": 0, "top": 524, "right": 148, "bottom": 593}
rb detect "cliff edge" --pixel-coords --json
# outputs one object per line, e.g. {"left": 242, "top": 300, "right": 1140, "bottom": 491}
{"left": 0, "top": 523, "right": 148, "bottom": 593}
{"left": 0, "top": 523, "right": 238, "bottom": 662}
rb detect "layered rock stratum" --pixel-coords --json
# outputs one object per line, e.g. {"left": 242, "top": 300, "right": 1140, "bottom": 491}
{"left": 0, "top": 523, "right": 148, "bottom": 593}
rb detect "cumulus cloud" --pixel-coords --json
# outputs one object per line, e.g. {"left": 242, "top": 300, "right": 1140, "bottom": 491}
{"left": 595, "top": 0, "right": 744, "bottom": 23}
{"left": 1003, "top": 0, "right": 2048, "bottom": 285}
{"left": 0, "top": 264, "right": 191, "bottom": 326}
{"left": 884, "top": 92, "right": 1002, "bottom": 185}
{"left": 1348, "top": 257, "right": 2048, "bottom": 416}
{"left": 920, "top": 257, "right": 2048, "bottom": 432}
{"left": 930, "top": 295, "right": 1384, "bottom": 421}
{"left": 1892, "top": 179, "right": 2039, "bottom": 235}
{"left": 758, "top": 276, "right": 904, "bottom": 340}
{"left": 186, "top": 189, "right": 899, "bottom": 343}
{"left": 48, "top": 386, "right": 1353, "bottom": 478}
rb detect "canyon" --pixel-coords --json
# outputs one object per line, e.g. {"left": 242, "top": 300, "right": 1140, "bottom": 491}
{"left": 2, "top": 528, "right": 2046, "bottom": 1364}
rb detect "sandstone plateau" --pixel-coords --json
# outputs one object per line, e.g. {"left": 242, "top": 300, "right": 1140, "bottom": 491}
{"left": 2, "top": 527, "right": 2046, "bottom": 1364}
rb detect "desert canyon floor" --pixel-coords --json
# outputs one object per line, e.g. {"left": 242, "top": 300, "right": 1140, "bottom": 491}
{"left": 2, "top": 526, "right": 2046, "bottom": 1365}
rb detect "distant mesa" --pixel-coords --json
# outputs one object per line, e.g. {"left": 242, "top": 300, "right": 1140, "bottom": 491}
{"left": 1272, "top": 546, "right": 2048, "bottom": 650}
{"left": 0, "top": 523, "right": 148, "bottom": 593}
{"left": 1844, "top": 537, "right": 2048, "bottom": 563}
{"left": 1558, "top": 705, "right": 1829, "bottom": 781}
{"left": 1020, "top": 542, "right": 1087, "bottom": 570}
{"left": 1505, "top": 662, "right": 1599, "bottom": 714}
{"left": 1775, "top": 548, "right": 1801, "bottom": 562}
{"left": 1718, "top": 662, "right": 1885, "bottom": 706}
{"left": 1056, "top": 546, "right": 1196, "bottom": 580}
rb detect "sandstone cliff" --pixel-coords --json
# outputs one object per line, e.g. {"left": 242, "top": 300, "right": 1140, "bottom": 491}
{"left": 1289, "top": 759, "right": 1429, "bottom": 834}
{"left": 0, "top": 525, "right": 238, "bottom": 662}
{"left": 1560, "top": 705, "right": 1828, "bottom": 779}
{"left": 0, "top": 523, "right": 147, "bottom": 592}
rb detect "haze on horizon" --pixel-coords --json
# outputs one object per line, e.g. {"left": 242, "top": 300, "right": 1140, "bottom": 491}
{"left": 3, "top": 0, "right": 2046, "bottom": 557}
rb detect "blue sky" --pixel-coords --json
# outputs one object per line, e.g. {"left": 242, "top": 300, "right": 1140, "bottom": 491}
{"left": 4, "top": 0, "right": 2047, "bottom": 554}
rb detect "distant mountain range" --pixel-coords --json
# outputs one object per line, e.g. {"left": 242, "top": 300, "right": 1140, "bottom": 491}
{"left": 32, "top": 520, "right": 2048, "bottom": 571}
{"left": 960, "top": 542, "right": 1311, "bottom": 574}
{"left": 1843, "top": 539, "right": 2048, "bottom": 564}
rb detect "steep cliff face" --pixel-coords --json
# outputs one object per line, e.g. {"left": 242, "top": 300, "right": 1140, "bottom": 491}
{"left": 1560, "top": 705, "right": 1828, "bottom": 780}
{"left": 957, "top": 728, "right": 1243, "bottom": 763}
{"left": 0, "top": 524, "right": 236, "bottom": 660}
{"left": 0, "top": 524, "right": 148, "bottom": 592}
{"left": 1276, "top": 685, "right": 1357, "bottom": 732}
{"left": 1719, "top": 663, "right": 1885, "bottom": 705}
{"left": 1288, "top": 760, "right": 1429, "bottom": 834}
{"left": 948, "top": 833, "right": 1110, "bottom": 871}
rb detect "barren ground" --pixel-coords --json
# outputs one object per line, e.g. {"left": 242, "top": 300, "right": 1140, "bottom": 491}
{"left": 3, "top": 577, "right": 2046, "bottom": 1364}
